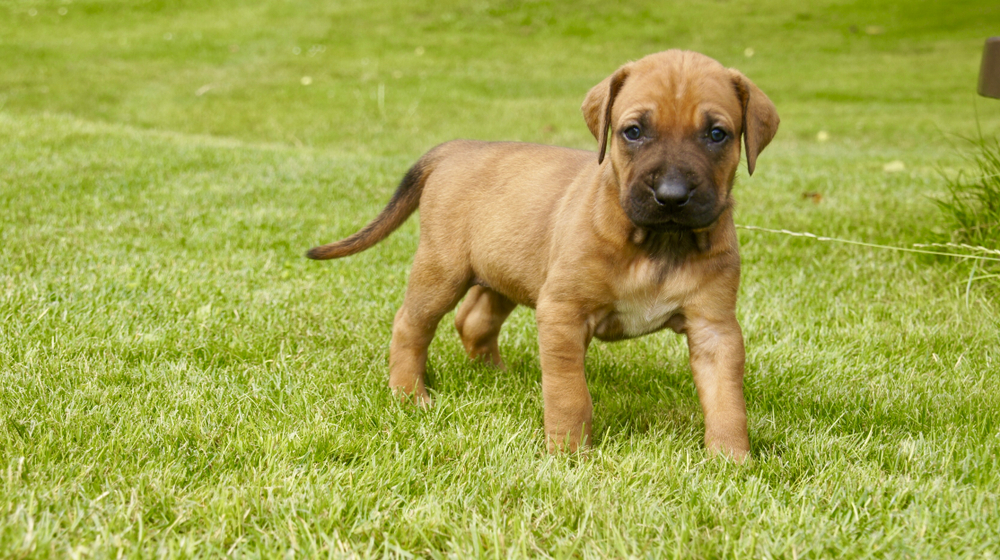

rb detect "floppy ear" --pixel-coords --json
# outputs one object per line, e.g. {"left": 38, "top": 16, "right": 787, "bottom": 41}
{"left": 581, "top": 66, "right": 630, "bottom": 164}
{"left": 729, "top": 69, "right": 779, "bottom": 175}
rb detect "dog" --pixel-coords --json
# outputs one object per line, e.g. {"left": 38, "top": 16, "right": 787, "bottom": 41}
{"left": 308, "top": 50, "right": 778, "bottom": 461}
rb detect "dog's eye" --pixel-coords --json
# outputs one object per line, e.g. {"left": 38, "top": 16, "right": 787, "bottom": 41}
{"left": 623, "top": 125, "right": 642, "bottom": 141}
{"left": 709, "top": 127, "right": 727, "bottom": 143}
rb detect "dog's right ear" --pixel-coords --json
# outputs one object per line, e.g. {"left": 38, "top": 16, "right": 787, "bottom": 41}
{"left": 582, "top": 66, "right": 630, "bottom": 164}
{"left": 729, "top": 69, "right": 779, "bottom": 176}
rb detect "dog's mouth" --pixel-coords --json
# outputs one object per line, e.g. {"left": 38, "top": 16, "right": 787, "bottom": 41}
{"left": 647, "top": 219, "right": 696, "bottom": 231}
{"left": 636, "top": 213, "right": 720, "bottom": 232}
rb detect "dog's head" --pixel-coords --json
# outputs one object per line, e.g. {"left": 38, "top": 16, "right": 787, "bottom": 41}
{"left": 582, "top": 50, "right": 779, "bottom": 231}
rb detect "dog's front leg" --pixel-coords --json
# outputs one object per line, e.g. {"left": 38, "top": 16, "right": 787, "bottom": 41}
{"left": 537, "top": 298, "right": 593, "bottom": 453}
{"left": 685, "top": 315, "right": 750, "bottom": 462}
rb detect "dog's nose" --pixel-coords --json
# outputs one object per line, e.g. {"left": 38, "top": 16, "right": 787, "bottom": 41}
{"left": 652, "top": 177, "right": 691, "bottom": 207}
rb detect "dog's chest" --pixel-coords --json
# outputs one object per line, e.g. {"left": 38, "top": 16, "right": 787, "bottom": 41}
{"left": 608, "top": 293, "right": 681, "bottom": 338}
{"left": 594, "top": 259, "right": 689, "bottom": 341}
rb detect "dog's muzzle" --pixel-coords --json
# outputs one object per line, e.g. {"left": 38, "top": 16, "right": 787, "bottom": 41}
{"left": 624, "top": 169, "right": 720, "bottom": 231}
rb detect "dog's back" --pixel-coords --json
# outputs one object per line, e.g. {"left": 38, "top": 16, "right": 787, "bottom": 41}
{"left": 309, "top": 140, "right": 597, "bottom": 306}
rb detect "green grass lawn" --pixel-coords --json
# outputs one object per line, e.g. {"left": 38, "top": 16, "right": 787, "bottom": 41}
{"left": 3, "top": 0, "right": 1000, "bottom": 557}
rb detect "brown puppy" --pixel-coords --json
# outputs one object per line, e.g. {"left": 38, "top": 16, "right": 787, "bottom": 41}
{"left": 308, "top": 50, "right": 778, "bottom": 461}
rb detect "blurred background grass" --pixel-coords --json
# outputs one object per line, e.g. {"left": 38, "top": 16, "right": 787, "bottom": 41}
{"left": 3, "top": 0, "right": 999, "bottom": 154}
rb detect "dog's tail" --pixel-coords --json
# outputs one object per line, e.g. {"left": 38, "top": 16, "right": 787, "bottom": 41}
{"left": 306, "top": 159, "right": 430, "bottom": 260}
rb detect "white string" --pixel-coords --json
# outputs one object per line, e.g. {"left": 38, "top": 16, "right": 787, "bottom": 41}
{"left": 912, "top": 242, "right": 1000, "bottom": 256}
{"left": 736, "top": 224, "right": 1000, "bottom": 263}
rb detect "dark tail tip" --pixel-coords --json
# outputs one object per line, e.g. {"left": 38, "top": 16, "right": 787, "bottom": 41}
{"left": 305, "top": 241, "right": 356, "bottom": 260}
{"left": 306, "top": 157, "right": 430, "bottom": 262}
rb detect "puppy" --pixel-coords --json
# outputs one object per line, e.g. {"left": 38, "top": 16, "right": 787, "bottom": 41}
{"left": 308, "top": 50, "right": 778, "bottom": 461}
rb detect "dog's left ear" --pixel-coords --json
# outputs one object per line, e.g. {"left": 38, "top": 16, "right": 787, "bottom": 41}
{"left": 729, "top": 69, "right": 779, "bottom": 176}
{"left": 582, "top": 65, "right": 630, "bottom": 164}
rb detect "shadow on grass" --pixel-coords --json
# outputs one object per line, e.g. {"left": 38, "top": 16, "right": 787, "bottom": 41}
{"left": 424, "top": 335, "right": 712, "bottom": 449}
{"left": 587, "top": 357, "right": 706, "bottom": 447}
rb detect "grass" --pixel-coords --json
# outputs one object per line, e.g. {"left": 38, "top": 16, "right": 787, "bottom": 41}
{"left": 936, "top": 133, "right": 1000, "bottom": 293}
{"left": 2, "top": 0, "right": 1000, "bottom": 557}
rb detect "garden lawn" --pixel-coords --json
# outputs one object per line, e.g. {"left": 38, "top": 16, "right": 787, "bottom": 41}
{"left": 2, "top": 0, "right": 1000, "bottom": 557}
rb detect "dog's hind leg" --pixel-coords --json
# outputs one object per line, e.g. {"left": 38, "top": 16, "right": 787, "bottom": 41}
{"left": 389, "top": 251, "right": 471, "bottom": 404}
{"left": 454, "top": 286, "right": 517, "bottom": 368}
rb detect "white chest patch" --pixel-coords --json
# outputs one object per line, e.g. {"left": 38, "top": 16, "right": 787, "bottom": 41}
{"left": 612, "top": 291, "right": 682, "bottom": 337}
{"left": 593, "top": 257, "right": 694, "bottom": 340}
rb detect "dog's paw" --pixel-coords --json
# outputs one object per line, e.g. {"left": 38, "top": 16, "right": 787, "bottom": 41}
{"left": 390, "top": 386, "right": 433, "bottom": 408}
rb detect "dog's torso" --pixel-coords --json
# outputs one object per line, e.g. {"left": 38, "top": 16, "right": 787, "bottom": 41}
{"left": 419, "top": 139, "right": 740, "bottom": 342}
{"left": 418, "top": 140, "right": 594, "bottom": 307}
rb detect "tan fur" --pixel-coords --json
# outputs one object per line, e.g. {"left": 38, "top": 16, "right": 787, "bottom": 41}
{"left": 308, "top": 50, "right": 779, "bottom": 461}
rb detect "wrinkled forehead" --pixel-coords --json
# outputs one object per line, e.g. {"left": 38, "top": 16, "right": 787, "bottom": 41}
{"left": 613, "top": 56, "right": 743, "bottom": 133}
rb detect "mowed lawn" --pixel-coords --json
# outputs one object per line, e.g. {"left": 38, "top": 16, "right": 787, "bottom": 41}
{"left": 2, "top": 0, "right": 1000, "bottom": 557}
